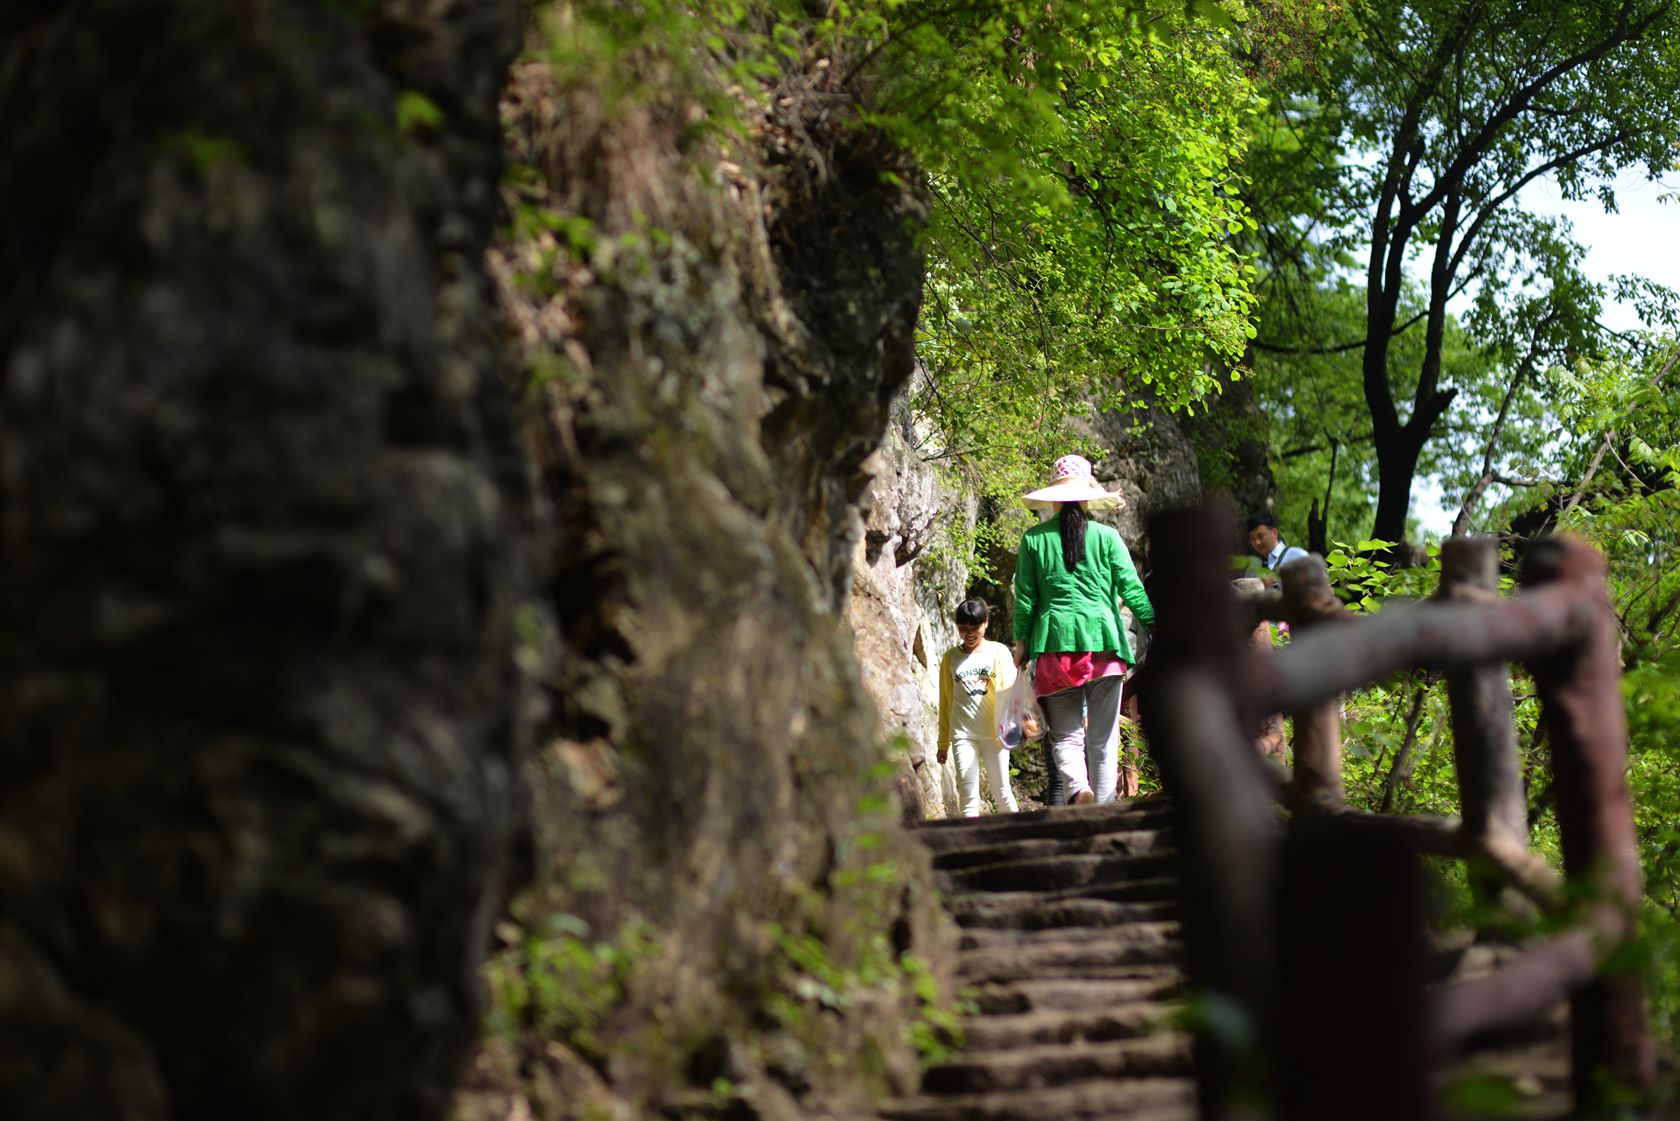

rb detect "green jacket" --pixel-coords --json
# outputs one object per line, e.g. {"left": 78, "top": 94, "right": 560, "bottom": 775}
{"left": 1013, "top": 520, "right": 1154, "bottom": 662}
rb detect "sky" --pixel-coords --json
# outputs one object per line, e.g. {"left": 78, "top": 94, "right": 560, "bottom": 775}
{"left": 1410, "top": 167, "right": 1680, "bottom": 536}
{"left": 1522, "top": 167, "right": 1680, "bottom": 332}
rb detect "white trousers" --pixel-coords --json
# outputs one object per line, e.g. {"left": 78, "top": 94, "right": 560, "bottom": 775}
{"left": 953, "top": 738, "right": 1019, "bottom": 817}
{"left": 1040, "top": 675, "right": 1124, "bottom": 804}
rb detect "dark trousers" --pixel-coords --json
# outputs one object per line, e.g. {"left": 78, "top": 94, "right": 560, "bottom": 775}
{"left": 1042, "top": 739, "right": 1065, "bottom": 806}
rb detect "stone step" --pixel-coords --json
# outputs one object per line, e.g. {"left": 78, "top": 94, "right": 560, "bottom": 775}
{"left": 956, "top": 924, "right": 1181, "bottom": 983}
{"left": 959, "top": 918, "right": 1181, "bottom": 952}
{"left": 968, "top": 971, "right": 1184, "bottom": 1015}
{"left": 958, "top": 1002, "right": 1174, "bottom": 1052}
{"left": 931, "top": 827, "right": 1176, "bottom": 872}
{"left": 882, "top": 1076, "right": 1195, "bottom": 1121}
{"left": 937, "top": 851, "right": 1178, "bottom": 895}
{"left": 946, "top": 894, "right": 1179, "bottom": 931}
{"left": 915, "top": 798, "right": 1175, "bottom": 852}
{"left": 920, "top": 1032, "right": 1192, "bottom": 1094}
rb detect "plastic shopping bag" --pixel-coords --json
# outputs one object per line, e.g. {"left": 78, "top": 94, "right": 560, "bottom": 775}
{"left": 995, "top": 665, "right": 1045, "bottom": 751}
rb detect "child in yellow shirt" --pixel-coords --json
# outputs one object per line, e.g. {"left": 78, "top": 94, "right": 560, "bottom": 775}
{"left": 937, "top": 599, "right": 1020, "bottom": 816}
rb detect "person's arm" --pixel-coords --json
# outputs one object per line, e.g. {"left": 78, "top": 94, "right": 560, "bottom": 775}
{"left": 995, "top": 644, "right": 1017, "bottom": 694}
{"left": 1113, "top": 537, "right": 1155, "bottom": 628}
{"left": 937, "top": 652, "right": 953, "bottom": 764}
{"left": 1013, "top": 533, "right": 1038, "bottom": 666}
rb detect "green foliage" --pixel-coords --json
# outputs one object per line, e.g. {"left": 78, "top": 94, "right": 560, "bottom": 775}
{"left": 902, "top": 954, "right": 971, "bottom": 1064}
{"left": 503, "top": 0, "right": 1313, "bottom": 572}
{"left": 1248, "top": 0, "right": 1680, "bottom": 542}
{"left": 1315, "top": 370, "right": 1680, "bottom": 1043}
{"left": 917, "top": 481, "right": 1030, "bottom": 584}
{"left": 1441, "top": 1071, "right": 1529, "bottom": 1116}
{"left": 766, "top": 919, "right": 966, "bottom": 1066}
{"left": 1323, "top": 536, "right": 1408, "bottom": 613}
{"left": 898, "top": 3, "right": 1268, "bottom": 523}
{"left": 1246, "top": 0, "right": 1680, "bottom": 1043}
{"left": 1257, "top": 276, "right": 1509, "bottom": 547}
{"left": 763, "top": 776, "right": 969, "bottom": 1071}
{"left": 484, "top": 913, "right": 656, "bottom": 1063}
{"left": 163, "top": 128, "right": 246, "bottom": 177}
{"left": 1535, "top": 346, "right": 1680, "bottom": 1043}
{"left": 522, "top": 0, "right": 761, "bottom": 128}
{"left": 1322, "top": 544, "right": 1488, "bottom": 826}
{"left": 394, "top": 90, "right": 444, "bottom": 135}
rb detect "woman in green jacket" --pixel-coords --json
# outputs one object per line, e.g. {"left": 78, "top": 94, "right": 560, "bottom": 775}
{"left": 1012, "top": 455, "right": 1154, "bottom": 805}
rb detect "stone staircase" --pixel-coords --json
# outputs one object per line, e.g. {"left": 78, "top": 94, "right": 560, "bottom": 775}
{"left": 884, "top": 796, "right": 1196, "bottom": 1121}
{"left": 884, "top": 794, "right": 1577, "bottom": 1121}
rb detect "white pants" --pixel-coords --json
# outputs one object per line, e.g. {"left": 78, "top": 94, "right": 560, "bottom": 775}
{"left": 953, "top": 738, "right": 1019, "bottom": 817}
{"left": 1040, "top": 676, "right": 1124, "bottom": 804}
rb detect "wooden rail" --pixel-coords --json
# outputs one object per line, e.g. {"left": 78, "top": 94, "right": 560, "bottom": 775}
{"left": 1136, "top": 512, "right": 1280, "bottom": 1119}
{"left": 1140, "top": 509, "right": 1653, "bottom": 1120}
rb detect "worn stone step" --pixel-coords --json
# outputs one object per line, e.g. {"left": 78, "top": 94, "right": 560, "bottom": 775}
{"left": 959, "top": 918, "right": 1181, "bottom": 952}
{"left": 945, "top": 894, "right": 1179, "bottom": 931}
{"left": 931, "top": 827, "right": 1176, "bottom": 872}
{"left": 957, "top": 924, "right": 1181, "bottom": 983}
{"left": 882, "top": 1076, "right": 1195, "bottom": 1121}
{"left": 968, "top": 971, "right": 1184, "bottom": 1015}
{"left": 938, "top": 851, "right": 1178, "bottom": 895}
{"left": 920, "top": 1032, "right": 1192, "bottom": 1094}
{"left": 958, "top": 944, "right": 1180, "bottom": 985}
{"left": 958, "top": 1002, "right": 1174, "bottom": 1052}
{"left": 947, "top": 873, "right": 1182, "bottom": 921}
{"left": 915, "top": 797, "right": 1174, "bottom": 852}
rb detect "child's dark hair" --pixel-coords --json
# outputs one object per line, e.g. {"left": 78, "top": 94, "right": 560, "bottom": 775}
{"left": 953, "top": 598, "right": 989, "bottom": 626}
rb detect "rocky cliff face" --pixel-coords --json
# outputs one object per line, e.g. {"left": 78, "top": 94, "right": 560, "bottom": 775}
{"left": 845, "top": 399, "right": 977, "bottom": 820}
{"left": 1080, "top": 402, "right": 1208, "bottom": 551}
{"left": 0, "top": 3, "right": 530, "bottom": 1119}
{"left": 1180, "top": 365, "right": 1273, "bottom": 533}
{"left": 471, "top": 38, "right": 947, "bottom": 1121}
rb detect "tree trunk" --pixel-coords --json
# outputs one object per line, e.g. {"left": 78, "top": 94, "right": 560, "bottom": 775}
{"left": 1371, "top": 427, "right": 1426, "bottom": 548}
{"left": 0, "top": 4, "right": 529, "bottom": 1119}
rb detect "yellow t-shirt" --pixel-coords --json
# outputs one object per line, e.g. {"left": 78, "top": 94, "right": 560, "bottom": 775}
{"left": 938, "top": 640, "right": 1016, "bottom": 750}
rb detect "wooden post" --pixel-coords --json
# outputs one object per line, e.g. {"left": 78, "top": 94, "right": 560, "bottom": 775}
{"left": 1438, "top": 538, "right": 1530, "bottom": 907}
{"left": 1278, "top": 556, "right": 1350, "bottom": 811}
{"left": 1234, "top": 576, "right": 1286, "bottom": 761}
{"left": 1260, "top": 587, "right": 1591, "bottom": 714}
{"left": 1141, "top": 510, "right": 1279, "bottom": 1121}
{"left": 1519, "top": 536, "right": 1655, "bottom": 1106}
{"left": 1277, "top": 816, "right": 1430, "bottom": 1121}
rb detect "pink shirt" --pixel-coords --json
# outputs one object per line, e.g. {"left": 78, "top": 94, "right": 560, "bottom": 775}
{"left": 1033, "top": 651, "right": 1129, "bottom": 697}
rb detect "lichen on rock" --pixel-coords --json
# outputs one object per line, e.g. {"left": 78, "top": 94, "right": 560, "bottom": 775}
{"left": 471, "top": 12, "right": 952, "bottom": 1119}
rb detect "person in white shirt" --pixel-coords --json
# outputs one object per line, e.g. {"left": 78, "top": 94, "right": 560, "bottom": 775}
{"left": 936, "top": 599, "right": 1020, "bottom": 817}
{"left": 1247, "top": 512, "right": 1309, "bottom": 584}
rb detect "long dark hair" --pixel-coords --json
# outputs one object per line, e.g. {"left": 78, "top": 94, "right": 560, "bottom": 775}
{"left": 1058, "top": 502, "right": 1087, "bottom": 572}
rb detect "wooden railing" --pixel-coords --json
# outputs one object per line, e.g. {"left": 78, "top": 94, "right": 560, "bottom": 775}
{"left": 1137, "top": 508, "right": 1653, "bottom": 1121}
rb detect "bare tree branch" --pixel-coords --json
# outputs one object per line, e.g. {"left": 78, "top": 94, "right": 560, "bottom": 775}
{"left": 1451, "top": 325, "right": 1556, "bottom": 535}
{"left": 1447, "top": 131, "right": 1632, "bottom": 281}
{"left": 1558, "top": 429, "right": 1615, "bottom": 522}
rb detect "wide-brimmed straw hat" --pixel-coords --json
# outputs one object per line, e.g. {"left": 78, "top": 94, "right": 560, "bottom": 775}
{"left": 1023, "top": 454, "right": 1126, "bottom": 510}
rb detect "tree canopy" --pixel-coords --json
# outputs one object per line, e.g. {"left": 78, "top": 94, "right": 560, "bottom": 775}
{"left": 806, "top": 0, "right": 1281, "bottom": 536}
{"left": 1249, "top": 0, "right": 1680, "bottom": 547}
